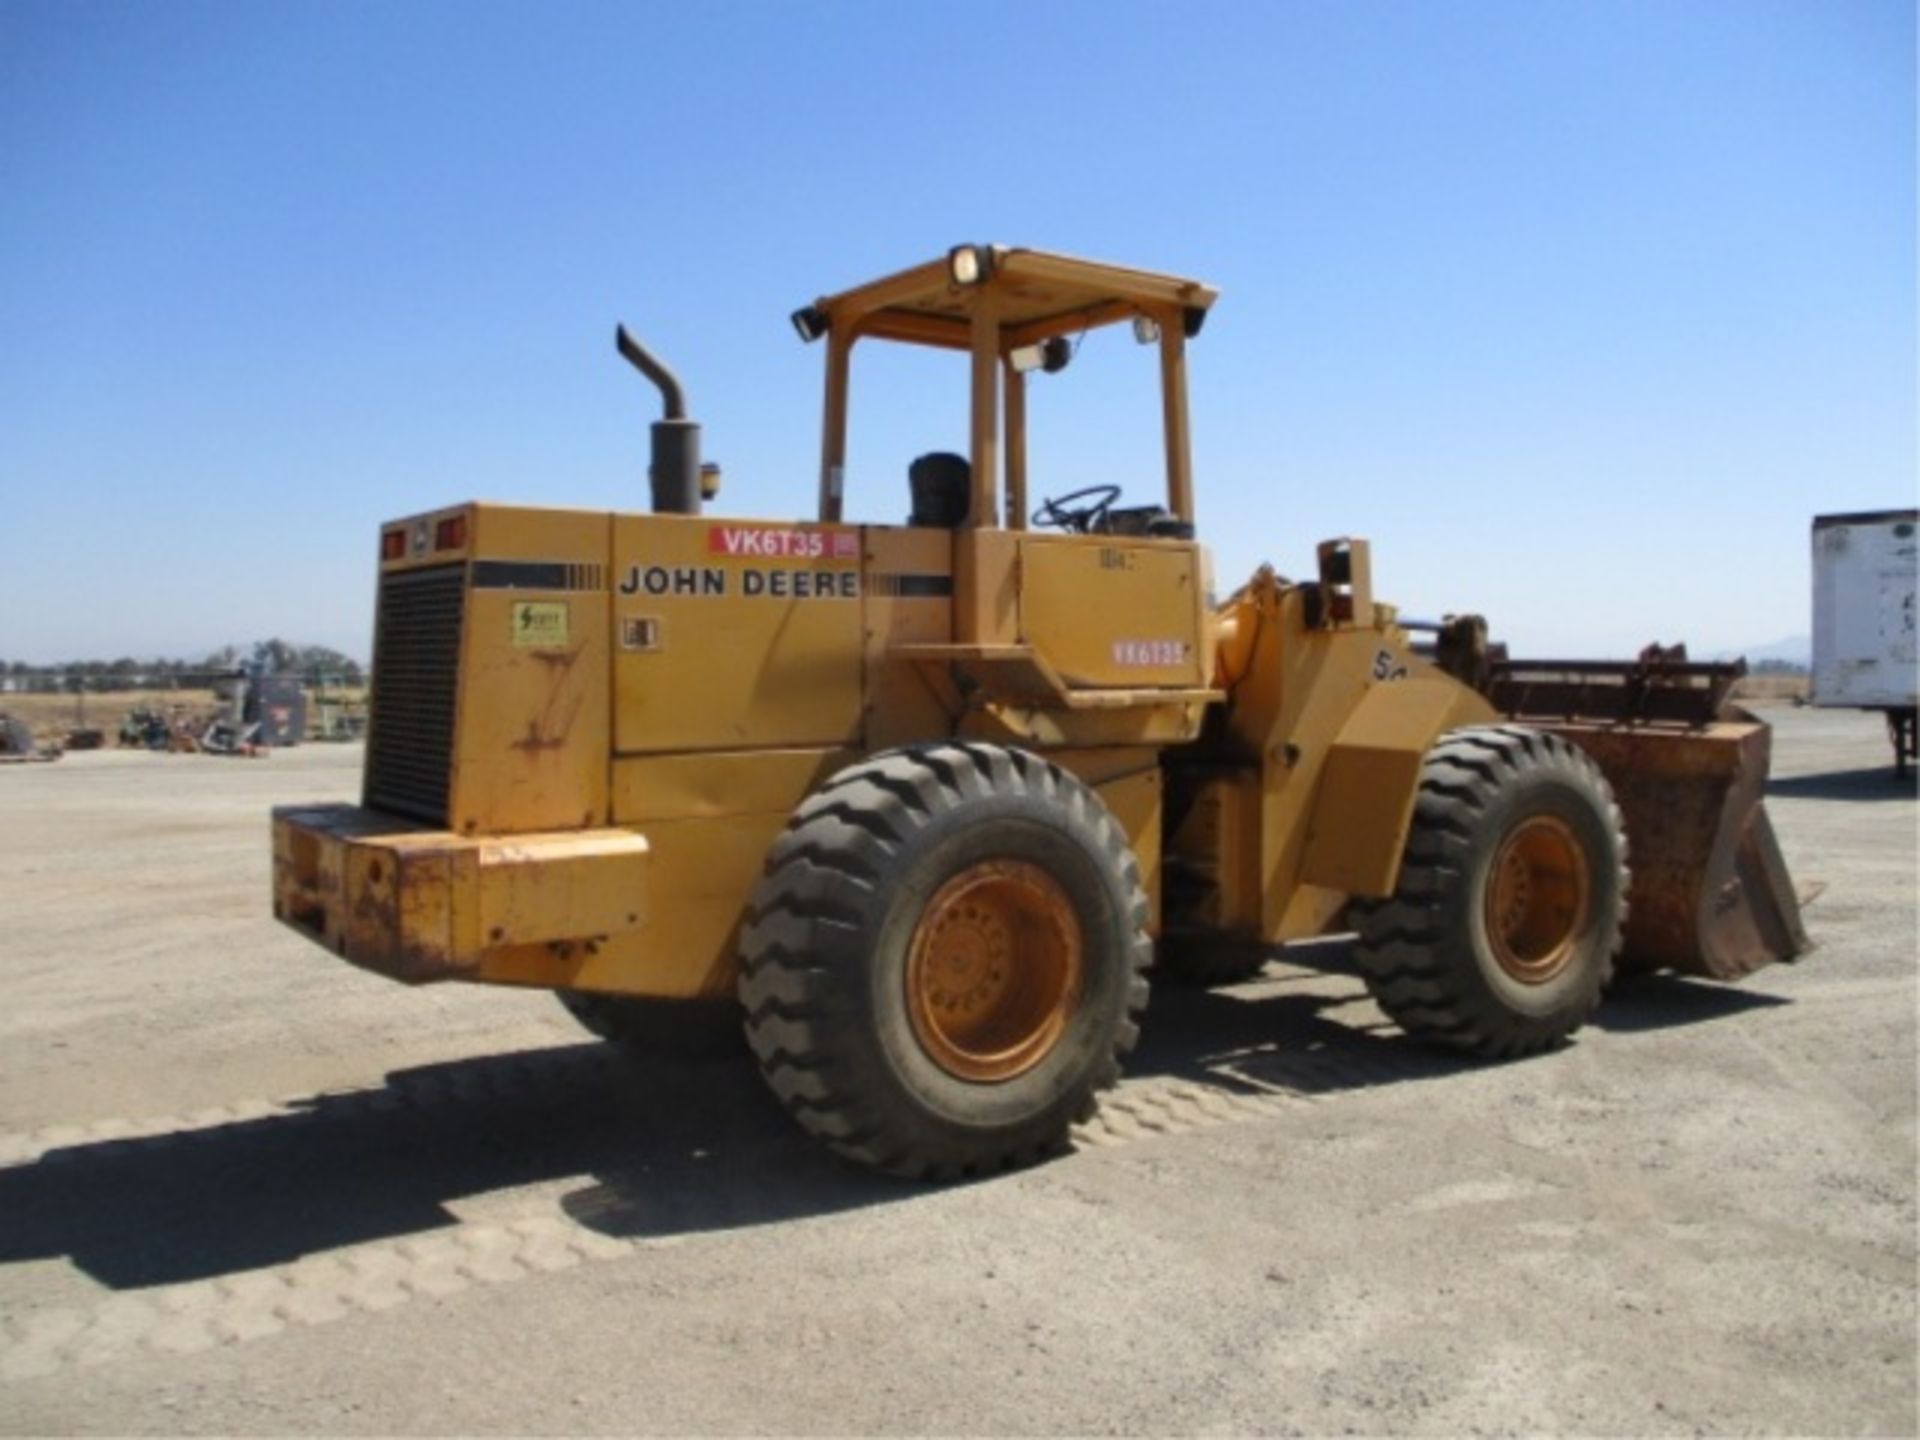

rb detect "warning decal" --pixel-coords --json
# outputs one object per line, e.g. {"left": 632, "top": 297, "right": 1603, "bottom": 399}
{"left": 510, "top": 601, "right": 569, "bottom": 648}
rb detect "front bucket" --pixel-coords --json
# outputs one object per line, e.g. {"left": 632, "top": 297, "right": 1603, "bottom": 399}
{"left": 1544, "top": 713, "right": 1811, "bottom": 980}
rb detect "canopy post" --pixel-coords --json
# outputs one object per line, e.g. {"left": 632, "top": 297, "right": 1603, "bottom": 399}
{"left": 817, "top": 330, "right": 852, "bottom": 522}
{"left": 1158, "top": 309, "right": 1193, "bottom": 525}
{"left": 1003, "top": 360, "right": 1027, "bottom": 532}
{"left": 967, "top": 290, "right": 1000, "bottom": 528}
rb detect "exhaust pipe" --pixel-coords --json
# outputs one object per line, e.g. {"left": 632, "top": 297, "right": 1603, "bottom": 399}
{"left": 616, "top": 324, "right": 701, "bottom": 515}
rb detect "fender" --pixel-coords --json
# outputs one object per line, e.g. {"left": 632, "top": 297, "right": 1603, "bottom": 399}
{"left": 1297, "top": 676, "right": 1496, "bottom": 898}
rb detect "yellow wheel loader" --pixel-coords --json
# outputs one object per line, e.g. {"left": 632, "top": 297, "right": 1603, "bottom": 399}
{"left": 273, "top": 245, "right": 1809, "bottom": 1179}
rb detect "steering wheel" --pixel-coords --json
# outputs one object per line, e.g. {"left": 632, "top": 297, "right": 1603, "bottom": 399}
{"left": 1033, "top": 484, "right": 1122, "bottom": 534}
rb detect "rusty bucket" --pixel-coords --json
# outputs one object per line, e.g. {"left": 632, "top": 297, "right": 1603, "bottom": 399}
{"left": 1491, "top": 653, "right": 1811, "bottom": 981}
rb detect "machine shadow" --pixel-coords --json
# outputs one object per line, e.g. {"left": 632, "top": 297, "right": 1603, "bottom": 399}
{"left": 0, "top": 987, "right": 1435, "bottom": 1289}
{"left": 1768, "top": 767, "right": 1917, "bottom": 802}
{"left": 1, "top": 945, "right": 1795, "bottom": 1290}
{"left": 1126, "top": 938, "right": 1470, "bottom": 1098}
{"left": 0, "top": 1043, "right": 885, "bottom": 1292}
{"left": 1593, "top": 971, "right": 1792, "bottom": 1032}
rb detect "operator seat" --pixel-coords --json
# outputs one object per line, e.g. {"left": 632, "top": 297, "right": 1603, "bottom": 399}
{"left": 908, "top": 452, "right": 970, "bottom": 528}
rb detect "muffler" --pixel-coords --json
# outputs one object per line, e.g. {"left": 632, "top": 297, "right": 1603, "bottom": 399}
{"left": 616, "top": 324, "right": 701, "bottom": 515}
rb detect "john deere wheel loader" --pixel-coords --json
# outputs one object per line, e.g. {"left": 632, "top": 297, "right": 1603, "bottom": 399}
{"left": 273, "top": 245, "right": 1809, "bottom": 1179}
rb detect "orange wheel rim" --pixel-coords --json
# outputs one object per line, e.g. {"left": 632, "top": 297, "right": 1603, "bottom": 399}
{"left": 1484, "top": 815, "right": 1590, "bottom": 984}
{"left": 905, "top": 860, "right": 1083, "bottom": 1082}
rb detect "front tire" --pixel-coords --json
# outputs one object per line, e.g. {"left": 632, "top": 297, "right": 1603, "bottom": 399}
{"left": 1352, "top": 725, "right": 1627, "bottom": 1057}
{"left": 739, "top": 743, "right": 1151, "bottom": 1180}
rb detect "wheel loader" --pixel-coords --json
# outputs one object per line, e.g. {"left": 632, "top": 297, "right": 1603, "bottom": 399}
{"left": 272, "top": 245, "right": 1809, "bottom": 1178}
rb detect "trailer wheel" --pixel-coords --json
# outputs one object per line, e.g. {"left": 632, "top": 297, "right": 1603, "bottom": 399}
{"left": 1889, "top": 707, "right": 1916, "bottom": 780}
{"left": 1351, "top": 726, "right": 1627, "bottom": 1057}
{"left": 739, "top": 743, "right": 1151, "bottom": 1180}
{"left": 554, "top": 991, "right": 746, "bottom": 1060}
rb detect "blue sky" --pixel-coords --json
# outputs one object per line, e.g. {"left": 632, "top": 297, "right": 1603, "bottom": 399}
{"left": 0, "top": 0, "right": 1912, "bottom": 662}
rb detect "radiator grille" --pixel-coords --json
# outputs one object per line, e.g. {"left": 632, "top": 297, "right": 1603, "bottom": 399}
{"left": 364, "top": 564, "right": 465, "bottom": 824}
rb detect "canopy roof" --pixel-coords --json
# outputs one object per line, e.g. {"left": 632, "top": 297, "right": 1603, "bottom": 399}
{"left": 807, "top": 246, "right": 1219, "bottom": 351}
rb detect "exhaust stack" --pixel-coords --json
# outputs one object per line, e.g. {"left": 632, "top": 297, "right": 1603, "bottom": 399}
{"left": 616, "top": 324, "right": 701, "bottom": 515}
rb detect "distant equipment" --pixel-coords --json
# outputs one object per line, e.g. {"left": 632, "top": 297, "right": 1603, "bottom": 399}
{"left": 120, "top": 709, "right": 179, "bottom": 750}
{"left": 202, "top": 669, "right": 309, "bottom": 756}
{"left": 250, "top": 675, "right": 308, "bottom": 747}
{"left": 1811, "top": 510, "right": 1918, "bottom": 777}
{"left": 0, "top": 714, "right": 57, "bottom": 763}
{"left": 307, "top": 676, "right": 368, "bottom": 742}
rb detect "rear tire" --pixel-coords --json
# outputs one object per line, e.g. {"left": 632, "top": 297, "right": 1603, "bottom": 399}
{"left": 554, "top": 992, "right": 746, "bottom": 1061}
{"left": 1351, "top": 725, "right": 1627, "bottom": 1057}
{"left": 739, "top": 743, "right": 1151, "bottom": 1180}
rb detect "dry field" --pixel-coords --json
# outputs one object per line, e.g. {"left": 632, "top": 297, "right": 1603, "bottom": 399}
{"left": 0, "top": 690, "right": 219, "bottom": 746}
{"left": 1731, "top": 672, "right": 1812, "bottom": 702}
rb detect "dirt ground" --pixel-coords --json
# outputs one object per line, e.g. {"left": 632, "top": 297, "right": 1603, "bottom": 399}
{"left": 1728, "top": 673, "right": 1811, "bottom": 702}
{"left": 0, "top": 705, "right": 1912, "bottom": 1435}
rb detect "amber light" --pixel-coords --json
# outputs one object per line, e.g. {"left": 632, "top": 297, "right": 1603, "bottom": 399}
{"left": 380, "top": 530, "right": 406, "bottom": 561}
{"left": 435, "top": 515, "right": 468, "bottom": 550}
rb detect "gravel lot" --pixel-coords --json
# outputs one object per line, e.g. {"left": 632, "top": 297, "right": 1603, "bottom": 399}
{"left": 0, "top": 705, "right": 1912, "bottom": 1435}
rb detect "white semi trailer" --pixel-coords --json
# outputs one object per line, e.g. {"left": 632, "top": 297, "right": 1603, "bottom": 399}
{"left": 1811, "top": 509, "right": 1918, "bottom": 777}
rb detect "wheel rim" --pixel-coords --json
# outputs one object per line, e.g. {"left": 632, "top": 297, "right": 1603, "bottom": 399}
{"left": 1484, "top": 815, "right": 1591, "bottom": 984}
{"left": 905, "top": 860, "right": 1083, "bottom": 1082}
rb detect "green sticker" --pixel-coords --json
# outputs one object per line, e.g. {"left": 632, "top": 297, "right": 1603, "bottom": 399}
{"left": 510, "top": 601, "right": 569, "bottom": 648}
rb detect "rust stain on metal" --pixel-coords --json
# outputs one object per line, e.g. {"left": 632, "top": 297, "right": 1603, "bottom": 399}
{"left": 509, "top": 647, "right": 585, "bottom": 754}
{"left": 343, "top": 855, "right": 461, "bottom": 982}
{"left": 1489, "top": 646, "right": 1810, "bottom": 981}
{"left": 351, "top": 881, "right": 399, "bottom": 937}
{"left": 1544, "top": 717, "right": 1810, "bottom": 980}
{"left": 1490, "top": 645, "right": 1742, "bottom": 727}
{"left": 512, "top": 718, "right": 566, "bottom": 754}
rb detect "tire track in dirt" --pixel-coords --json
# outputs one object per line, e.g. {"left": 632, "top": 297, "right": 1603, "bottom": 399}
{"left": 0, "top": 1042, "right": 1449, "bottom": 1380}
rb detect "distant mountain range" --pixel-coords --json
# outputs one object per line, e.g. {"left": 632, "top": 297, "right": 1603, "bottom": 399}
{"left": 1714, "top": 635, "right": 1811, "bottom": 668}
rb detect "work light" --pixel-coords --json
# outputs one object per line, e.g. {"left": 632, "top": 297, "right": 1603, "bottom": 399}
{"left": 948, "top": 244, "right": 991, "bottom": 286}
{"left": 791, "top": 306, "right": 828, "bottom": 343}
{"left": 1011, "top": 337, "right": 1074, "bottom": 374}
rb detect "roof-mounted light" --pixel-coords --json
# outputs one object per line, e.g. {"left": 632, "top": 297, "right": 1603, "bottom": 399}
{"left": 791, "top": 305, "right": 829, "bottom": 343}
{"left": 1010, "top": 335, "right": 1074, "bottom": 375}
{"left": 1132, "top": 308, "right": 1210, "bottom": 343}
{"left": 948, "top": 244, "right": 993, "bottom": 287}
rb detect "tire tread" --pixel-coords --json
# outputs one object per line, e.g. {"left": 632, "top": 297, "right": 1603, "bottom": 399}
{"left": 739, "top": 743, "right": 1151, "bottom": 1179}
{"left": 1350, "top": 725, "right": 1628, "bottom": 1058}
